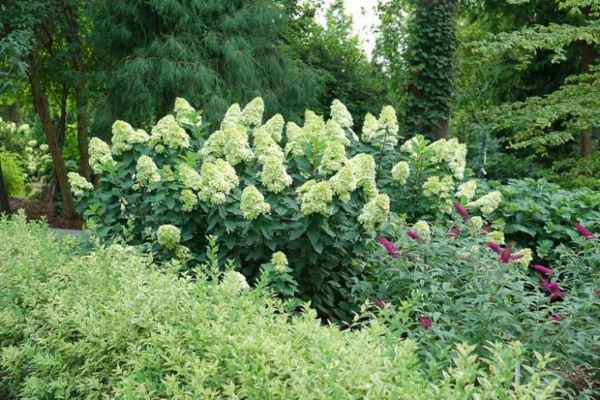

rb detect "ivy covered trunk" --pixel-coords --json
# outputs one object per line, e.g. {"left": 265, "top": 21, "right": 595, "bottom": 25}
{"left": 580, "top": 40, "right": 596, "bottom": 158}
{"left": 405, "top": 0, "right": 457, "bottom": 139}
{"left": 0, "top": 161, "right": 10, "bottom": 215}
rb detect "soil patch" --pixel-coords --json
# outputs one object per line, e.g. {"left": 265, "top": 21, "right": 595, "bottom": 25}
{"left": 8, "top": 197, "right": 83, "bottom": 230}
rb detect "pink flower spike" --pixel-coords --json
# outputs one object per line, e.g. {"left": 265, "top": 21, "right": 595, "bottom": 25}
{"left": 487, "top": 241, "right": 503, "bottom": 255}
{"left": 419, "top": 316, "right": 432, "bottom": 330}
{"left": 377, "top": 237, "right": 400, "bottom": 258}
{"left": 500, "top": 247, "right": 513, "bottom": 264}
{"left": 454, "top": 202, "right": 470, "bottom": 220}
{"left": 575, "top": 223, "right": 594, "bottom": 239}
{"left": 531, "top": 264, "right": 554, "bottom": 276}
{"left": 407, "top": 230, "right": 421, "bottom": 241}
{"left": 551, "top": 314, "right": 562, "bottom": 322}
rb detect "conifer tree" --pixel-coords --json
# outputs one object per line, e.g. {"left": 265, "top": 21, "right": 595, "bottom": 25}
{"left": 91, "top": 0, "right": 323, "bottom": 130}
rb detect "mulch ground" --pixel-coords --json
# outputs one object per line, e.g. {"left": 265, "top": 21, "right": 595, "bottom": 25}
{"left": 8, "top": 197, "right": 83, "bottom": 230}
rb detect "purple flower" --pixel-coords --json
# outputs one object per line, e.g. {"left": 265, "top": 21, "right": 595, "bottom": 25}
{"left": 407, "top": 230, "right": 421, "bottom": 241}
{"left": 541, "top": 279, "right": 564, "bottom": 301}
{"left": 419, "top": 316, "right": 432, "bottom": 330}
{"left": 377, "top": 236, "right": 400, "bottom": 258}
{"left": 531, "top": 264, "right": 554, "bottom": 277}
{"left": 575, "top": 223, "right": 594, "bottom": 239}
{"left": 551, "top": 314, "right": 562, "bottom": 322}
{"left": 454, "top": 202, "right": 470, "bottom": 220}
{"left": 487, "top": 241, "right": 502, "bottom": 255}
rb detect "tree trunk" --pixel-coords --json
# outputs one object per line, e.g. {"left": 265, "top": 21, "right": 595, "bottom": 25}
{"left": 63, "top": 0, "right": 92, "bottom": 180}
{"left": 0, "top": 161, "right": 11, "bottom": 215}
{"left": 28, "top": 50, "right": 76, "bottom": 219}
{"left": 580, "top": 32, "right": 596, "bottom": 158}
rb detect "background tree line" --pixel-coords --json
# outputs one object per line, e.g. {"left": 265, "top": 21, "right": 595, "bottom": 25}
{"left": 1, "top": 0, "right": 598, "bottom": 217}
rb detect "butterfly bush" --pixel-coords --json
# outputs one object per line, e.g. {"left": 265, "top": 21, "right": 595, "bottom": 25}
{"left": 75, "top": 97, "right": 394, "bottom": 320}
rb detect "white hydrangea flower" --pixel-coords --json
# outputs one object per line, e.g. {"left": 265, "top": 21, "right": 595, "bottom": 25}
{"left": 253, "top": 126, "right": 284, "bottom": 162}
{"left": 68, "top": 172, "right": 93, "bottom": 197}
{"left": 428, "top": 138, "right": 467, "bottom": 180}
{"left": 111, "top": 120, "right": 150, "bottom": 155}
{"left": 379, "top": 106, "right": 399, "bottom": 136}
{"left": 240, "top": 185, "right": 271, "bottom": 220}
{"left": 456, "top": 180, "right": 477, "bottom": 201}
{"left": 297, "top": 180, "right": 334, "bottom": 216}
{"left": 413, "top": 220, "right": 431, "bottom": 241}
{"left": 326, "top": 119, "right": 350, "bottom": 145}
{"left": 469, "top": 216, "right": 484, "bottom": 231}
{"left": 358, "top": 193, "right": 390, "bottom": 234}
{"left": 157, "top": 224, "right": 181, "bottom": 249}
{"left": 180, "top": 189, "right": 198, "bottom": 212}
{"left": 361, "top": 113, "right": 380, "bottom": 143}
{"left": 39, "top": 144, "right": 49, "bottom": 152}
{"left": 221, "top": 103, "right": 243, "bottom": 130}
{"left": 174, "top": 97, "right": 202, "bottom": 127}
{"left": 199, "top": 130, "right": 226, "bottom": 160}
{"left": 422, "top": 175, "right": 454, "bottom": 198}
{"left": 487, "top": 230, "right": 505, "bottom": 244}
{"left": 467, "top": 191, "right": 502, "bottom": 215}
{"left": 221, "top": 270, "right": 250, "bottom": 293}
{"left": 27, "top": 140, "right": 37, "bottom": 148}
{"left": 223, "top": 126, "right": 254, "bottom": 166}
{"left": 136, "top": 155, "right": 161, "bottom": 187}
{"left": 88, "top": 137, "right": 114, "bottom": 173}
{"left": 263, "top": 114, "right": 285, "bottom": 143}
{"left": 331, "top": 99, "right": 353, "bottom": 129}
{"left": 329, "top": 163, "right": 357, "bottom": 203}
{"left": 198, "top": 159, "right": 239, "bottom": 206}
{"left": 260, "top": 155, "right": 293, "bottom": 193}
{"left": 241, "top": 97, "right": 265, "bottom": 127}
{"left": 319, "top": 141, "right": 347, "bottom": 175}
{"left": 348, "top": 154, "right": 377, "bottom": 198}
{"left": 178, "top": 164, "right": 203, "bottom": 191}
{"left": 400, "top": 135, "right": 426, "bottom": 158}
{"left": 18, "top": 124, "right": 31, "bottom": 134}
{"left": 515, "top": 248, "right": 533, "bottom": 267}
{"left": 391, "top": 161, "right": 410, "bottom": 185}
{"left": 271, "top": 251, "right": 288, "bottom": 273}
{"left": 151, "top": 115, "right": 190, "bottom": 150}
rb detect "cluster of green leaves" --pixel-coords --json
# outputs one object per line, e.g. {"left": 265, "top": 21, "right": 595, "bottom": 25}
{"left": 0, "top": 152, "right": 25, "bottom": 197}
{"left": 539, "top": 151, "right": 600, "bottom": 190}
{"left": 487, "top": 178, "right": 600, "bottom": 261}
{"left": 357, "top": 222, "right": 600, "bottom": 397}
{"left": 0, "top": 215, "right": 560, "bottom": 399}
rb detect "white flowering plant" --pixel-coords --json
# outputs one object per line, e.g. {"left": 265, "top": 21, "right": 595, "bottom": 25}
{"left": 75, "top": 98, "right": 392, "bottom": 320}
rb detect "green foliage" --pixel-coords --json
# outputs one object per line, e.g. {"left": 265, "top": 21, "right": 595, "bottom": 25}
{"left": 91, "top": 0, "right": 323, "bottom": 131}
{"left": 0, "top": 215, "right": 560, "bottom": 399}
{"left": 286, "top": 0, "right": 388, "bottom": 121}
{"left": 358, "top": 223, "right": 599, "bottom": 397}
{"left": 404, "top": 0, "right": 458, "bottom": 138}
{"left": 540, "top": 151, "right": 600, "bottom": 190}
{"left": 0, "top": 152, "right": 25, "bottom": 197}
{"left": 488, "top": 178, "right": 600, "bottom": 261}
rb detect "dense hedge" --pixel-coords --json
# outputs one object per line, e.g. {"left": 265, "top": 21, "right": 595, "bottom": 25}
{"left": 0, "top": 215, "right": 558, "bottom": 399}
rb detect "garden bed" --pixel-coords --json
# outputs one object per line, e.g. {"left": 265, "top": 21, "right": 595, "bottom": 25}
{"left": 8, "top": 197, "right": 82, "bottom": 229}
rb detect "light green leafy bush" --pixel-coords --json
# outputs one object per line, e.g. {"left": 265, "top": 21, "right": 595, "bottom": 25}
{"left": 72, "top": 97, "right": 496, "bottom": 320}
{"left": 0, "top": 152, "right": 26, "bottom": 197}
{"left": 0, "top": 215, "right": 559, "bottom": 399}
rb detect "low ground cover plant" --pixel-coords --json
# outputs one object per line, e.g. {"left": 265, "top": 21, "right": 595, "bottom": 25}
{"left": 0, "top": 215, "right": 559, "bottom": 399}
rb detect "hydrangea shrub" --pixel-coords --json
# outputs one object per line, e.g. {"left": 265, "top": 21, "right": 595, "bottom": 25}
{"left": 73, "top": 98, "right": 394, "bottom": 319}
